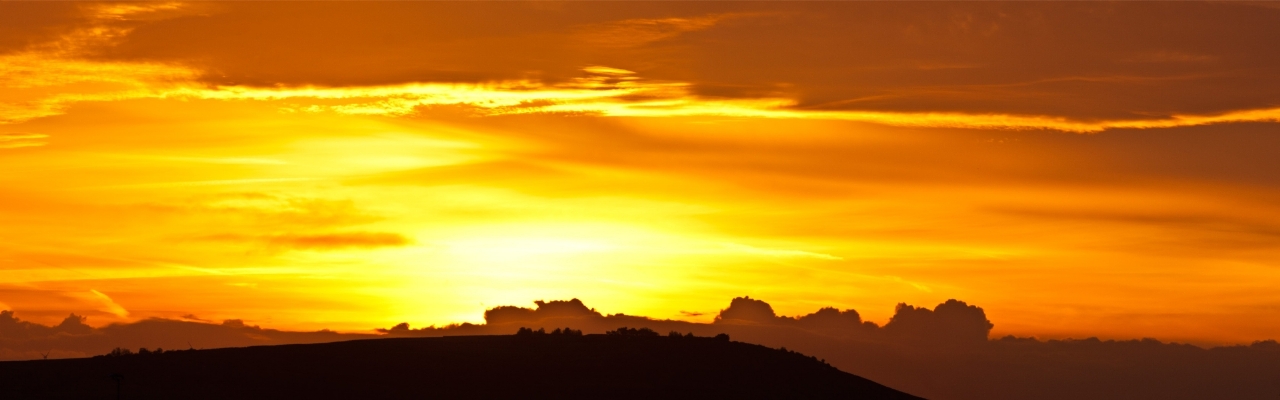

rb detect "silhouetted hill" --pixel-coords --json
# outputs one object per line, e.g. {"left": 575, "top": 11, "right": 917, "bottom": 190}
{"left": 0, "top": 333, "right": 924, "bottom": 400}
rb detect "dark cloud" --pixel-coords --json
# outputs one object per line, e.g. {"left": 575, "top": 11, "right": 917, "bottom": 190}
{"left": 713, "top": 296, "right": 778, "bottom": 324}
{"left": 0, "top": 309, "right": 373, "bottom": 360}
{"left": 882, "top": 300, "right": 993, "bottom": 344}
{"left": 0, "top": 3, "right": 82, "bottom": 54}
{"left": 68, "top": 2, "right": 1280, "bottom": 120}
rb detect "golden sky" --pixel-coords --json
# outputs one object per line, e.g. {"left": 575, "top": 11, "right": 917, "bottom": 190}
{"left": 2, "top": 2, "right": 1279, "bottom": 345}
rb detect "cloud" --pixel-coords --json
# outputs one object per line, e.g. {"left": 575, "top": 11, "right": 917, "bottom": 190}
{"left": 6, "top": 2, "right": 1280, "bottom": 130}
{"left": 202, "top": 232, "right": 412, "bottom": 251}
{"left": 0, "top": 310, "right": 371, "bottom": 360}
{"left": 377, "top": 297, "right": 1280, "bottom": 400}
{"left": 0, "top": 311, "right": 91, "bottom": 341}
{"left": 142, "top": 193, "right": 380, "bottom": 228}
{"left": 0, "top": 133, "right": 48, "bottom": 149}
{"left": 88, "top": 290, "right": 128, "bottom": 318}
{"left": 714, "top": 296, "right": 779, "bottom": 324}
{"left": 722, "top": 243, "right": 843, "bottom": 260}
{"left": 484, "top": 299, "right": 604, "bottom": 326}
{"left": 179, "top": 314, "right": 210, "bottom": 323}
{"left": 21, "top": 67, "right": 1271, "bottom": 133}
{"left": 0, "top": 3, "right": 199, "bottom": 124}
{"left": 578, "top": 13, "right": 743, "bottom": 48}
{"left": 8, "top": 2, "right": 1280, "bottom": 133}
{"left": 882, "top": 299, "right": 993, "bottom": 343}
{"left": 3, "top": 296, "right": 1275, "bottom": 399}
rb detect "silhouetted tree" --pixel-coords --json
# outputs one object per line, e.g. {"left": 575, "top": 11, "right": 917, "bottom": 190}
{"left": 606, "top": 327, "right": 659, "bottom": 337}
{"left": 714, "top": 333, "right": 730, "bottom": 341}
{"left": 103, "top": 347, "right": 134, "bottom": 357}
{"left": 550, "top": 327, "right": 582, "bottom": 336}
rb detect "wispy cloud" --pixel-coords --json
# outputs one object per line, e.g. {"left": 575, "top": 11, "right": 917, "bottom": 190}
{"left": 88, "top": 289, "right": 129, "bottom": 318}
{"left": 111, "top": 155, "right": 290, "bottom": 165}
{"left": 579, "top": 14, "right": 744, "bottom": 48}
{"left": 0, "top": 133, "right": 48, "bottom": 149}
{"left": 89, "top": 178, "right": 319, "bottom": 190}
{"left": 83, "top": 68, "right": 1280, "bottom": 133}
{"left": 0, "top": 2, "right": 198, "bottom": 124}
{"left": 202, "top": 232, "right": 412, "bottom": 251}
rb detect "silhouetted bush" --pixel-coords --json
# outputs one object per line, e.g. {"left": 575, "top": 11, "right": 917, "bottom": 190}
{"left": 714, "top": 333, "right": 730, "bottom": 341}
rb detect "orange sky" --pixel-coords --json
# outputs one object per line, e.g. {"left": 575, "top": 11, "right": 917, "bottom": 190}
{"left": 2, "top": 2, "right": 1279, "bottom": 345}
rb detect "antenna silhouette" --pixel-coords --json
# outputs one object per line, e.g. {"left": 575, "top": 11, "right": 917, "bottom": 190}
{"left": 40, "top": 350, "right": 50, "bottom": 360}
{"left": 188, "top": 341, "right": 195, "bottom": 350}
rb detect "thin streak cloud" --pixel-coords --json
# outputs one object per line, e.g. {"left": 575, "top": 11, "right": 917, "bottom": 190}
{"left": 722, "top": 243, "right": 843, "bottom": 261}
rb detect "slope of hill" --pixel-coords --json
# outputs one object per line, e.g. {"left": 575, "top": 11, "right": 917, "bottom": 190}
{"left": 0, "top": 333, "right": 924, "bottom": 399}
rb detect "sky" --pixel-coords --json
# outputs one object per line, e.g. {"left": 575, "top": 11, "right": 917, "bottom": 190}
{"left": 1, "top": 1, "right": 1279, "bottom": 346}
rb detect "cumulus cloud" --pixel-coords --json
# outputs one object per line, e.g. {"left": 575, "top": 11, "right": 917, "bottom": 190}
{"left": 714, "top": 296, "right": 779, "bottom": 324}
{"left": 882, "top": 299, "right": 993, "bottom": 343}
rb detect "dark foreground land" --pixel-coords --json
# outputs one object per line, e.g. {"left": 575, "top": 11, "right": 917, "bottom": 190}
{"left": 0, "top": 334, "right": 924, "bottom": 399}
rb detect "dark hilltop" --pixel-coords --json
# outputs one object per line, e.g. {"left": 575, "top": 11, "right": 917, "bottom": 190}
{"left": 0, "top": 328, "right": 924, "bottom": 399}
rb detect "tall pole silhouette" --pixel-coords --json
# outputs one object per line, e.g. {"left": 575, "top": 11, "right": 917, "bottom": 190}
{"left": 109, "top": 373, "right": 123, "bottom": 400}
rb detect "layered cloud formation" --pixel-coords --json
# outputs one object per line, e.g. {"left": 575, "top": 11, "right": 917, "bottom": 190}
{"left": 8, "top": 3, "right": 1280, "bottom": 131}
{"left": 3, "top": 2, "right": 1280, "bottom": 346}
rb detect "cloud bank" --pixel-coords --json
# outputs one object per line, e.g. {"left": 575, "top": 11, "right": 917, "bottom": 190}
{"left": 4, "top": 297, "right": 1276, "bottom": 400}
